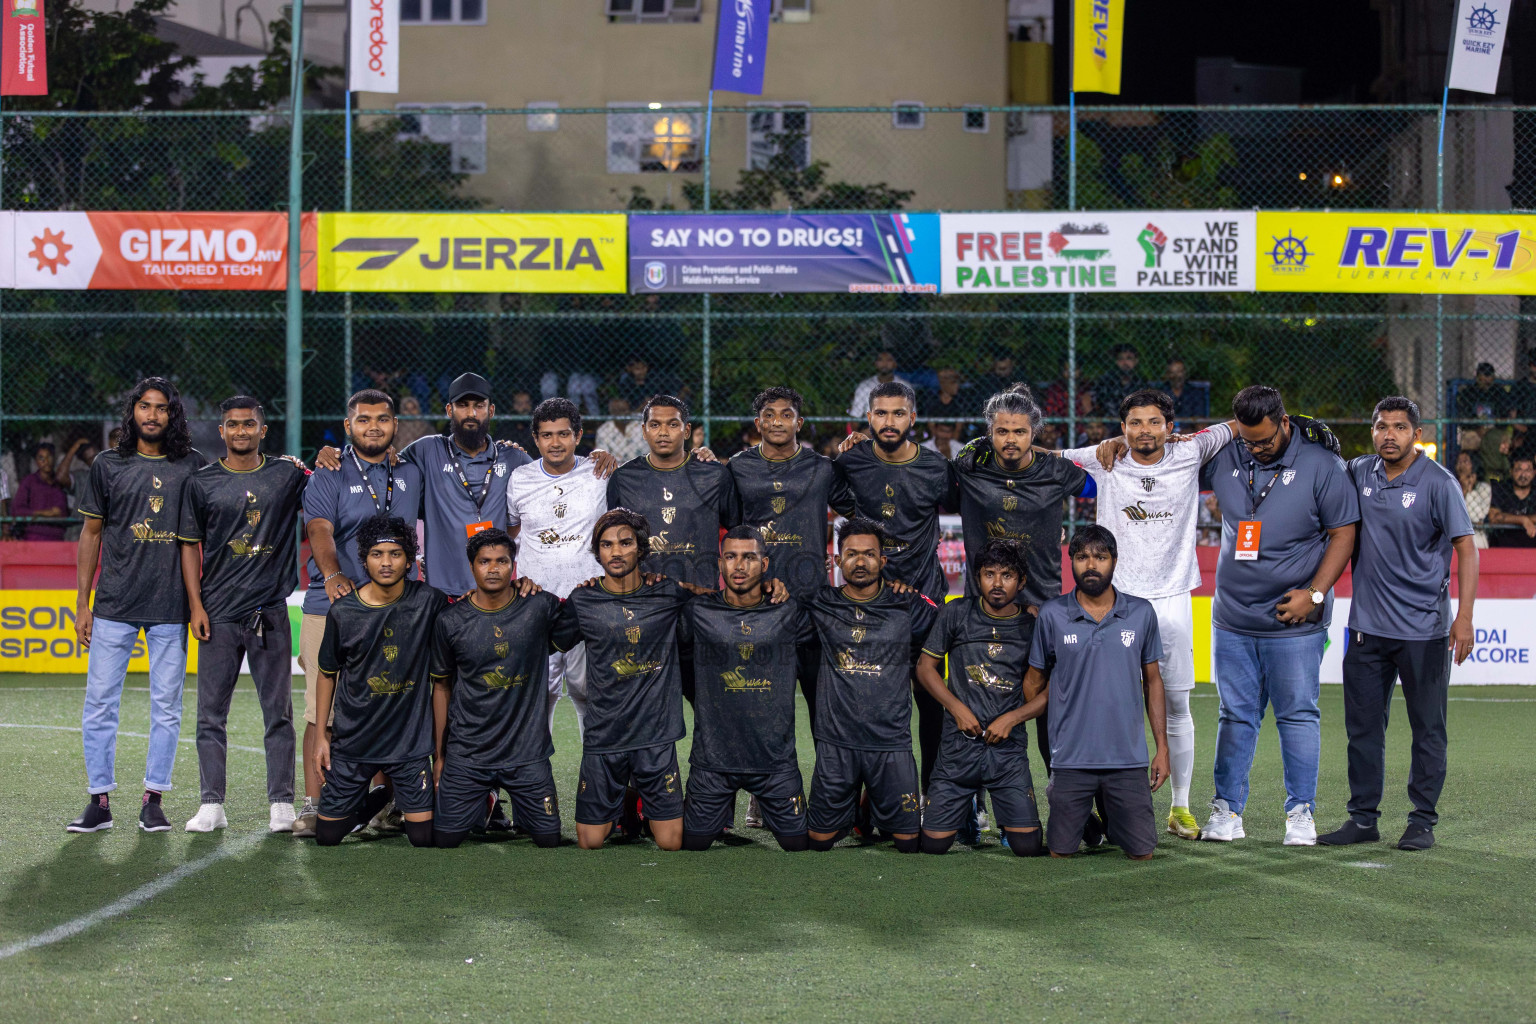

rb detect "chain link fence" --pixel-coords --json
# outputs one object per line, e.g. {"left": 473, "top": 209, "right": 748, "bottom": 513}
{"left": 2, "top": 104, "right": 1534, "bottom": 535}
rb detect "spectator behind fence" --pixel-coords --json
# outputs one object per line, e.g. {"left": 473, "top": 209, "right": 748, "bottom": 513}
{"left": 1456, "top": 361, "right": 1508, "bottom": 456}
{"left": 922, "top": 421, "right": 963, "bottom": 459}
{"left": 11, "top": 442, "right": 72, "bottom": 540}
{"left": 975, "top": 352, "right": 1019, "bottom": 400}
{"left": 393, "top": 394, "right": 434, "bottom": 449}
{"left": 1041, "top": 360, "right": 1078, "bottom": 419}
{"left": 66, "top": 438, "right": 101, "bottom": 541}
{"left": 1488, "top": 455, "right": 1536, "bottom": 547}
{"left": 1159, "top": 358, "right": 1207, "bottom": 421}
{"left": 0, "top": 463, "right": 10, "bottom": 539}
{"left": 1094, "top": 344, "right": 1149, "bottom": 414}
{"left": 1508, "top": 349, "right": 1536, "bottom": 461}
{"left": 504, "top": 390, "right": 536, "bottom": 452}
{"left": 1455, "top": 451, "right": 1491, "bottom": 549}
{"left": 922, "top": 367, "right": 975, "bottom": 436}
{"left": 847, "top": 347, "right": 908, "bottom": 419}
{"left": 616, "top": 355, "right": 678, "bottom": 410}
{"left": 594, "top": 396, "right": 647, "bottom": 464}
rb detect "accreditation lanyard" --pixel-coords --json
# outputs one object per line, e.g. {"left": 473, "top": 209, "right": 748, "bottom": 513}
{"left": 348, "top": 447, "right": 394, "bottom": 515}
{"left": 1244, "top": 460, "right": 1282, "bottom": 518}
{"left": 448, "top": 439, "right": 496, "bottom": 512}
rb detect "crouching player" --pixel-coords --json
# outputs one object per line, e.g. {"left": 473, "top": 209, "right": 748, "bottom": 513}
{"left": 681, "top": 527, "right": 809, "bottom": 852}
{"left": 430, "top": 529, "right": 563, "bottom": 848}
{"left": 915, "top": 539, "right": 1046, "bottom": 856}
{"left": 314, "top": 515, "right": 449, "bottom": 846}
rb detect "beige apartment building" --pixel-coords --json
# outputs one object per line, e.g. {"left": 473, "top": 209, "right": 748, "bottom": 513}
{"left": 352, "top": 0, "right": 1011, "bottom": 211}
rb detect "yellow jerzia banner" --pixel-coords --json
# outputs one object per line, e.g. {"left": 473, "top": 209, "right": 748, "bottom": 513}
{"left": 318, "top": 213, "right": 627, "bottom": 293}
{"left": 1072, "top": 0, "right": 1124, "bottom": 95}
{"left": 1256, "top": 211, "right": 1536, "bottom": 294}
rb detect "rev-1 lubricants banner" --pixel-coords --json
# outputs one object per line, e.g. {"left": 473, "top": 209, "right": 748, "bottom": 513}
{"left": 629, "top": 213, "right": 940, "bottom": 293}
{"left": 1255, "top": 211, "right": 1536, "bottom": 294}
{"left": 319, "top": 213, "right": 626, "bottom": 293}
{"left": 940, "top": 211, "right": 1254, "bottom": 293}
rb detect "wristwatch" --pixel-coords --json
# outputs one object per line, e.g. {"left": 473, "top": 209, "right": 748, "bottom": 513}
{"left": 1306, "top": 585, "right": 1324, "bottom": 605}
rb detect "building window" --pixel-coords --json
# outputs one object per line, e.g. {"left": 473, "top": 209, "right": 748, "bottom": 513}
{"left": 401, "top": 0, "right": 485, "bottom": 24}
{"left": 892, "top": 102, "right": 925, "bottom": 130}
{"left": 526, "top": 102, "right": 559, "bottom": 133}
{"left": 963, "top": 107, "right": 989, "bottom": 133}
{"left": 748, "top": 103, "right": 810, "bottom": 170}
{"left": 606, "top": 0, "right": 702, "bottom": 23}
{"left": 396, "top": 102, "right": 487, "bottom": 174}
{"left": 777, "top": 0, "right": 812, "bottom": 22}
{"left": 607, "top": 103, "right": 702, "bottom": 173}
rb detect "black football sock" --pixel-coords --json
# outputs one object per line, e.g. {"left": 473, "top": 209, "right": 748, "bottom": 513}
{"left": 403, "top": 819, "right": 434, "bottom": 847}
{"left": 433, "top": 828, "right": 470, "bottom": 849}
{"left": 315, "top": 815, "right": 356, "bottom": 846}
{"left": 530, "top": 832, "right": 560, "bottom": 848}
{"left": 892, "top": 835, "right": 920, "bottom": 854}
{"left": 1006, "top": 830, "right": 1044, "bottom": 857}
{"left": 920, "top": 833, "right": 955, "bottom": 855}
{"left": 681, "top": 832, "right": 715, "bottom": 852}
{"left": 774, "top": 832, "right": 809, "bottom": 852}
{"left": 808, "top": 830, "right": 846, "bottom": 852}
{"left": 143, "top": 790, "right": 162, "bottom": 805}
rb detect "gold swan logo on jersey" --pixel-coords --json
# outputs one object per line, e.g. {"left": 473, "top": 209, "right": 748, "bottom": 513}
{"left": 966, "top": 663, "right": 1012, "bottom": 692}
{"left": 482, "top": 667, "right": 526, "bottom": 690}
{"left": 366, "top": 671, "right": 411, "bottom": 696}
{"left": 722, "top": 666, "right": 772, "bottom": 691}
{"left": 835, "top": 648, "right": 882, "bottom": 676}
{"left": 130, "top": 518, "right": 177, "bottom": 544}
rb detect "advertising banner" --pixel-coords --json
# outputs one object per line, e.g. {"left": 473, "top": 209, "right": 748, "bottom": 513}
{"left": 1, "top": 0, "right": 47, "bottom": 96}
{"left": 1255, "top": 211, "right": 1536, "bottom": 294}
{"left": 940, "top": 211, "right": 1253, "bottom": 294}
{"left": 319, "top": 213, "right": 626, "bottom": 293}
{"left": 11, "top": 211, "right": 317, "bottom": 290}
{"left": 630, "top": 212, "right": 940, "bottom": 294}
{"left": 1317, "top": 598, "right": 1533, "bottom": 685}
{"left": 348, "top": 0, "right": 399, "bottom": 94}
{"left": 0, "top": 210, "right": 13, "bottom": 288}
{"left": 1072, "top": 0, "right": 1124, "bottom": 95}
{"left": 711, "top": 0, "right": 769, "bottom": 95}
{"left": 1448, "top": 0, "right": 1510, "bottom": 94}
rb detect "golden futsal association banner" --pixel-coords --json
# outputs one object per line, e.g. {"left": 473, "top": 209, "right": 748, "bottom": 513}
{"left": 318, "top": 213, "right": 626, "bottom": 293}
{"left": 1256, "top": 211, "right": 1536, "bottom": 295}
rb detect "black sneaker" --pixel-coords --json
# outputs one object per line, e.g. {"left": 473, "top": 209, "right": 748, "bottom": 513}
{"left": 138, "top": 800, "right": 172, "bottom": 833}
{"left": 67, "top": 798, "right": 113, "bottom": 833}
{"left": 485, "top": 795, "right": 514, "bottom": 832}
{"left": 1397, "top": 823, "right": 1435, "bottom": 851}
{"left": 1082, "top": 809, "right": 1107, "bottom": 848}
{"left": 1318, "top": 819, "right": 1379, "bottom": 846}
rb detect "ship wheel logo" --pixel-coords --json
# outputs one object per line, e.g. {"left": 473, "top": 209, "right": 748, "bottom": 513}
{"left": 1467, "top": 4, "right": 1499, "bottom": 33}
{"left": 1267, "top": 231, "right": 1310, "bottom": 269}
{"left": 28, "top": 227, "right": 72, "bottom": 275}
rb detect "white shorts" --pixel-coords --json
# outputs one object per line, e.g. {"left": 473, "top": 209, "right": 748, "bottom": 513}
{"left": 1147, "top": 593, "right": 1196, "bottom": 692}
{"left": 548, "top": 643, "right": 588, "bottom": 707}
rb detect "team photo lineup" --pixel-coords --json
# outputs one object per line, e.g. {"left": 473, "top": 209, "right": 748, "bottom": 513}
{"left": 66, "top": 367, "right": 1477, "bottom": 858}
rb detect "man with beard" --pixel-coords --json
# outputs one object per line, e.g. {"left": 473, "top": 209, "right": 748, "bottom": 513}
{"left": 178, "top": 397, "right": 308, "bottom": 833}
{"left": 70, "top": 378, "right": 206, "bottom": 834}
{"left": 680, "top": 527, "right": 810, "bottom": 852}
{"left": 296, "top": 390, "right": 424, "bottom": 836}
{"left": 430, "top": 529, "right": 564, "bottom": 849}
{"left": 1203, "top": 386, "right": 1358, "bottom": 847}
{"left": 834, "top": 381, "right": 956, "bottom": 799}
{"left": 802, "top": 518, "right": 938, "bottom": 854}
{"left": 1319, "top": 397, "right": 1477, "bottom": 852}
{"left": 1026, "top": 526, "right": 1169, "bottom": 859}
{"left": 916, "top": 539, "right": 1046, "bottom": 856}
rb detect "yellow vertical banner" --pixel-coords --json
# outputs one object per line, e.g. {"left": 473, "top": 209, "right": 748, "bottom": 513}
{"left": 1072, "top": 0, "right": 1125, "bottom": 95}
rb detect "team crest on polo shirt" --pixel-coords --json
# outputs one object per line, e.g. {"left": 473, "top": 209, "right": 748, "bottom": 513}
{"left": 1403, "top": 491, "right": 1417, "bottom": 508}
{"left": 494, "top": 463, "right": 507, "bottom": 477}
{"left": 1282, "top": 470, "right": 1296, "bottom": 485}
{"left": 1121, "top": 630, "right": 1136, "bottom": 647}
{"left": 1141, "top": 477, "right": 1155, "bottom": 492}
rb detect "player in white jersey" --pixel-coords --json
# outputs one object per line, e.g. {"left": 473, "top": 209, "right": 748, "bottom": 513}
{"left": 1061, "top": 388, "right": 1232, "bottom": 840}
{"left": 507, "top": 398, "right": 606, "bottom": 739}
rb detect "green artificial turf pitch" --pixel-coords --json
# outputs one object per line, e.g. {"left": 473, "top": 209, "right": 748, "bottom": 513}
{"left": 1, "top": 673, "right": 1533, "bottom": 1023}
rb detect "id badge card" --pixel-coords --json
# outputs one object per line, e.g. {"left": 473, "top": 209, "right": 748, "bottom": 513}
{"left": 466, "top": 520, "right": 493, "bottom": 538}
{"left": 1234, "top": 520, "right": 1261, "bottom": 561}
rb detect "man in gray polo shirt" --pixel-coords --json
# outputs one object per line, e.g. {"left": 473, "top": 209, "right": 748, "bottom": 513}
{"left": 1025, "top": 525, "right": 1170, "bottom": 859}
{"left": 1204, "top": 386, "right": 1359, "bottom": 847}
{"left": 1320, "top": 396, "right": 1477, "bottom": 852}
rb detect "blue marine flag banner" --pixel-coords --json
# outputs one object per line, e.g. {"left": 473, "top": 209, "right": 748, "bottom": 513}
{"left": 711, "top": 0, "right": 769, "bottom": 95}
{"left": 629, "top": 213, "right": 941, "bottom": 294}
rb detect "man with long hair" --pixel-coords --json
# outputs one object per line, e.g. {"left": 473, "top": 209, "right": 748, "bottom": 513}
{"left": 69, "top": 378, "right": 204, "bottom": 834}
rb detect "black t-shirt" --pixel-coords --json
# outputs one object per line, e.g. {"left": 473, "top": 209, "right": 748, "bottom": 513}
{"left": 429, "top": 591, "right": 561, "bottom": 768}
{"left": 833, "top": 443, "right": 957, "bottom": 597}
{"left": 178, "top": 456, "right": 307, "bottom": 622}
{"left": 920, "top": 597, "right": 1036, "bottom": 755}
{"left": 552, "top": 579, "right": 693, "bottom": 754}
{"left": 1490, "top": 481, "right": 1536, "bottom": 548}
{"left": 728, "top": 445, "right": 850, "bottom": 598}
{"left": 681, "top": 592, "right": 803, "bottom": 772}
{"left": 78, "top": 449, "right": 207, "bottom": 625}
{"left": 953, "top": 442, "right": 1087, "bottom": 611}
{"left": 318, "top": 580, "right": 449, "bottom": 762}
{"left": 606, "top": 453, "right": 739, "bottom": 588}
{"left": 802, "top": 582, "right": 938, "bottom": 751}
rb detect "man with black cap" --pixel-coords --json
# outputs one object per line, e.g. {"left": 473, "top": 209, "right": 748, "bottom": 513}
{"left": 1506, "top": 350, "right": 1536, "bottom": 462}
{"left": 1456, "top": 363, "right": 1510, "bottom": 477}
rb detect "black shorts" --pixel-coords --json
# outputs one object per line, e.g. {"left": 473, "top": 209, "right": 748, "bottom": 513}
{"left": 924, "top": 741, "right": 1041, "bottom": 833}
{"left": 319, "top": 754, "right": 433, "bottom": 818}
{"left": 807, "top": 742, "right": 921, "bottom": 835}
{"left": 683, "top": 765, "right": 807, "bottom": 838}
{"left": 575, "top": 743, "right": 683, "bottom": 826}
{"left": 1046, "top": 767, "right": 1156, "bottom": 857}
{"left": 435, "top": 757, "right": 561, "bottom": 837}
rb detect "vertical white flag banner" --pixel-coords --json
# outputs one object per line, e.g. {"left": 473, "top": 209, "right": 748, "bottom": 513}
{"left": 1448, "top": 0, "right": 1510, "bottom": 94}
{"left": 348, "top": 0, "right": 400, "bottom": 94}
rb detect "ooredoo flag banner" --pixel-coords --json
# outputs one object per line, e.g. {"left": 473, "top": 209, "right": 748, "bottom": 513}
{"left": 1072, "top": 0, "right": 1123, "bottom": 95}
{"left": 1448, "top": 0, "right": 1510, "bottom": 94}
{"left": 348, "top": 0, "right": 399, "bottom": 94}
{"left": 11, "top": 211, "right": 318, "bottom": 290}
{"left": 711, "top": 0, "right": 769, "bottom": 95}
{"left": 1, "top": 0, "right": 48, "bottom": 96}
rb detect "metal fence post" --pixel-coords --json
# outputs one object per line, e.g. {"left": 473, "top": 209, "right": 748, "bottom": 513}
{"left": 343, "top": 90, "right": 354, "bottom": 410}
{"left": 284, "top": 0, "right": 307, "bottom": 459}
{"left": 701, "top": 94, "right": 714, "bottom": 445}
{"left": 1066, "top": 92, "right": 1078, "bottom": 460}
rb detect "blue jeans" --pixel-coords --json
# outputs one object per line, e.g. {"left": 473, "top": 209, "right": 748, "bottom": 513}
{"left": 1212, "top": 627, "right": 1325, "bottom": 815}
{"left": 82, "top": 617, "right": 188, "bottom": 794}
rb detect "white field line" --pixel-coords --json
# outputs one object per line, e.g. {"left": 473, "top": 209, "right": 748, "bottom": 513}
{"left": 0, "top": 722, "right": 264, "bottom": 754}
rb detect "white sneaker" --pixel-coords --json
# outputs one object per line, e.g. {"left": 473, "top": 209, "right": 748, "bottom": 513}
{"left": 185, "top": 803, "right": 228, "bottom": 832}
{"left": 1201, "top": 800, "right": 1245, "bottom": 842}
{"left": 1284, "top": 805, "right": 1318, "bottom": 846}
{"left": 269, "top": 802, "right": 296, "bottom": 833}
{"left": 744, "top": 795, "right": 763, "bottom": 829}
